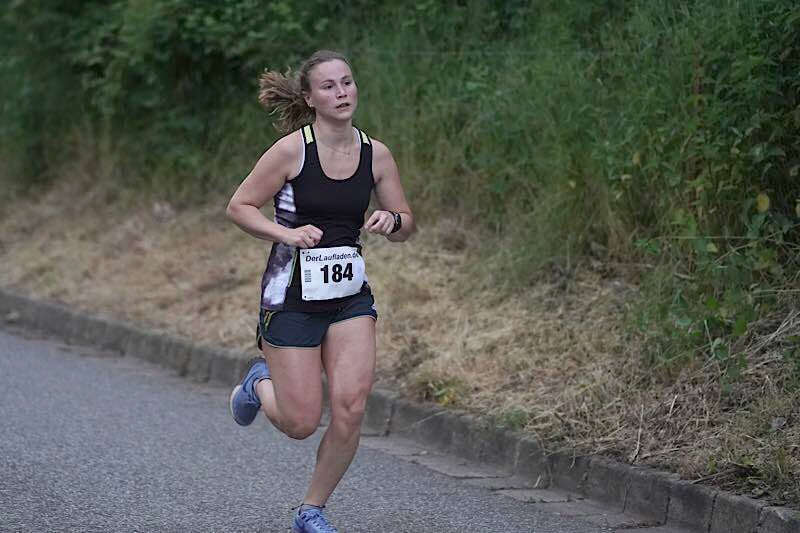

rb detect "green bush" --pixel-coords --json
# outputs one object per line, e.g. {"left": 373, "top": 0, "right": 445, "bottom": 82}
{"left": 2, "top": 0, "right": 798, "bottom": 380}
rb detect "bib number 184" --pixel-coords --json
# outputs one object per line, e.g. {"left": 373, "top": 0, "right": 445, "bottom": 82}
{"left": 320, "top": 263, "right": 354, "bottom": 283}
{"left": 299, "top": 246, "right": 365, "bottom": 301}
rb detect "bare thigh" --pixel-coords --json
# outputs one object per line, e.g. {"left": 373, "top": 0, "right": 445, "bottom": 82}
{"left": 261, "top": 344, "right": 325, "bottom": 429}
{"left": 322, "top": 317, "right": 376, "bottom": 419}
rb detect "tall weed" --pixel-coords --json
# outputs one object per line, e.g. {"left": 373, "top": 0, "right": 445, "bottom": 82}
{"left": 2, "top": 0, "right": 798, "bottom": 380}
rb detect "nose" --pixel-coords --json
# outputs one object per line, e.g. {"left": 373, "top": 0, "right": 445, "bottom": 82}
{"left": 336, "top": 84, "right": 347, "bottom": 97}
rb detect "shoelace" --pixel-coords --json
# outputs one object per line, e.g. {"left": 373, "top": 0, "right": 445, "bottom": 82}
{"left": 302, "top": 510, "right": 338, "bottom": 533}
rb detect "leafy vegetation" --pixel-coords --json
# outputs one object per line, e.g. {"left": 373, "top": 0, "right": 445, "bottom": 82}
{"left": 2, "top": 0, "right": 798, "bottom": 504}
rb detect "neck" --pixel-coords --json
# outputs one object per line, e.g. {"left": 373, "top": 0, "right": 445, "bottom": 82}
{"left": 313, "top": 117, "right": 353, "bottom": 148}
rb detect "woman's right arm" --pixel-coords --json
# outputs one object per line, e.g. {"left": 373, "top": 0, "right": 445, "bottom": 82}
{"left": 226, "top": 132, "right": 322, "bottom": 248}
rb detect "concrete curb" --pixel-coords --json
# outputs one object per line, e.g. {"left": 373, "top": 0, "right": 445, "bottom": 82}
{"left": 1, "top": 288, "right": 798, "bottom": 533}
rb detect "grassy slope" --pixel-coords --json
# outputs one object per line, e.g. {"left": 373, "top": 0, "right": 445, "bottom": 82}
{"left": 1, "top": 177, "right": 797, "bottom": 508}
{"left": 1, "top": 0, "right": 798, "bottom": 510}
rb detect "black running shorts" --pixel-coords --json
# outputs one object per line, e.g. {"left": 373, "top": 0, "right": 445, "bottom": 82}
{"left": 256, "top": 291, "right": 378, "bottom": 349}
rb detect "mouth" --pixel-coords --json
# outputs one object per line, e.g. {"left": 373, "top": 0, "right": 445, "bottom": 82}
{"left": 335, "top": 102, "right": 351, "bottom": 109}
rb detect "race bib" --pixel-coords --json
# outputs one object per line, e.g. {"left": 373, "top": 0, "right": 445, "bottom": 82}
{"left": 300, "top": 246, "right": 366, "bottom": 301}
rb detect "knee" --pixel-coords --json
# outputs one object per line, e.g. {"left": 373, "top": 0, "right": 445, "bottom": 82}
{"left": 280, "top": 404, "right": 321, "bottom": 440}
{"left": 276, "top": 394, "right": 321, "bottom": 440}
{"left": 331, "top": 389, "right": 369, "bottom": 428}
{"left": 283, "top": 417, "right": 319, "bottom": 440}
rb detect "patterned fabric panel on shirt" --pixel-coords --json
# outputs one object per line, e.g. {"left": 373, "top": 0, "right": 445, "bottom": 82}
{"left": 260, "top": 181, "right": 299, "bottom": 309}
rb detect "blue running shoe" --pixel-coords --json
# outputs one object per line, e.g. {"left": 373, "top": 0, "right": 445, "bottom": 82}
{"left": 229, "top": 357, "right": 269, "bottom": 426}
{"left": 292, "top": 506, "right": 338, "bottom": 533}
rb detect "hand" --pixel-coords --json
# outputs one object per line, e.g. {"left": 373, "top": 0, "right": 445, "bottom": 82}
{"left": 283, "top": 224, "right": 323, "bottom": 248}
{"left": 363, "top": 210, "right": 395, "bottom": 236}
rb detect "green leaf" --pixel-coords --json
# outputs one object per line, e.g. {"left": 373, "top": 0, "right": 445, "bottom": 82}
{"left": 732, "top": 316, "right": 748, "bottom": 337}
{"left": 756, "top": 193, "right": 770, "bottom": 213}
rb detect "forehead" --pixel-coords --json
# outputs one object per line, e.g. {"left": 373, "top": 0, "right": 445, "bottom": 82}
{"left": 309, "top": 59, "right": 353, "bottom": 83}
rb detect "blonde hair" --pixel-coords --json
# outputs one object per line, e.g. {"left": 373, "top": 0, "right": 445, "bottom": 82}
{"left": 258, "top": 50, "right": 353, "bottom": 134}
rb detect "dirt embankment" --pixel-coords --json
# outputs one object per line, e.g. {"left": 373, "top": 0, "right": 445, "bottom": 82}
{"left": 2, "top": 178, "right": 797, "bottom": 508}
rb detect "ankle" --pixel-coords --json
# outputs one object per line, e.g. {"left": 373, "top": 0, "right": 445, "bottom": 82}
{"left": 252, "top": 377, "right": 270, "bottom": 400}
{"left": 299, "top": 503, "right": 324, "bottom": 513}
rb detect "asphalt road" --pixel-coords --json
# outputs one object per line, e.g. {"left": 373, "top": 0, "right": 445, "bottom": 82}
{"left": 0, "top": 327, "right": 612, "bottom": 532}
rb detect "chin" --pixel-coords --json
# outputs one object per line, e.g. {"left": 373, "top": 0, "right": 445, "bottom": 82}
{"left": 325, "top": 111, "right": 355, "bottom": 122}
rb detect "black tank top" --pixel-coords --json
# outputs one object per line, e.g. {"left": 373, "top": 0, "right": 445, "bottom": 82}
{"left": 259, "top": 124, "right": 374, "bottom": 312}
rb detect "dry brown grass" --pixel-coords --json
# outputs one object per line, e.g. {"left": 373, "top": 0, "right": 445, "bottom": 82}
{"left": 1, "top": 178, "right": 797, "bottom": 508}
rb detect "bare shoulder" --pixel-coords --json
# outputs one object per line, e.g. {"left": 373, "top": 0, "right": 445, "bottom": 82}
{"left": 368, "top": 137, "right": 398, "bottom": 183}
{"left": 369, "top": 137, "right": 393, "bottom": 161}
{"left": 269, "top": 129, "right": 303, "bottom": 160}
{"left": 251, "top": 129, "right": 303, "bottom": 181}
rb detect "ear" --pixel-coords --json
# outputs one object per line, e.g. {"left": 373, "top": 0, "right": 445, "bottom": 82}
{"left": 303, "top": 93, "right": 314, "bottom": 109}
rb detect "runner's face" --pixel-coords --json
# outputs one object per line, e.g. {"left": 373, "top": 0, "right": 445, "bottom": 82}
{"left": 305, "top": 60, "right": 358, "bottom": 121}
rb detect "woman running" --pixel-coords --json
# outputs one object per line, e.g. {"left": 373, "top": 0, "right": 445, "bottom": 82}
{"left": 225, "top": 49, "right": 415, "bottom": 533}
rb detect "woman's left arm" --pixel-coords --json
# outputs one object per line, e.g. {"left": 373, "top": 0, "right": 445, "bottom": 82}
{"left": 364, "top": 140, "right": 416, "bottom": 242}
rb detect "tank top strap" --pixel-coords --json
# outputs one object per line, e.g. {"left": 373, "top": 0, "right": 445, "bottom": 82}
{"left": 355, "top": 127, "right": 373, "bottom": 173}
{"left": 300, "top": 124, "right": 320, "bottom": 171}
{"left": 301, "top": 124, "right": 315, "bottom": 145}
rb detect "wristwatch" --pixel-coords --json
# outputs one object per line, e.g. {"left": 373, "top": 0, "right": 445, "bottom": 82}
{"left": 390, "top": 211, "right": 402, "bottom": 234}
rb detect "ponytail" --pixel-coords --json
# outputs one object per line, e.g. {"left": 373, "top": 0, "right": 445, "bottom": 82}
{"left": 257, "top": 50, "right": 353, "bottom": 134}
{"left": 258, "top": 69, "right": 314, "bottom": 134}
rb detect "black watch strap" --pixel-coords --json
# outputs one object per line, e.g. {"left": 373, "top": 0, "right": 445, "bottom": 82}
{"left": 390, "top": 211, "right": 402, "bottom": 233}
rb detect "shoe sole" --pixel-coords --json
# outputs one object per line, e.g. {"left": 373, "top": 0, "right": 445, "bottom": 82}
{"left": 229, "top": 384, "right": 244, "bottom": 425}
